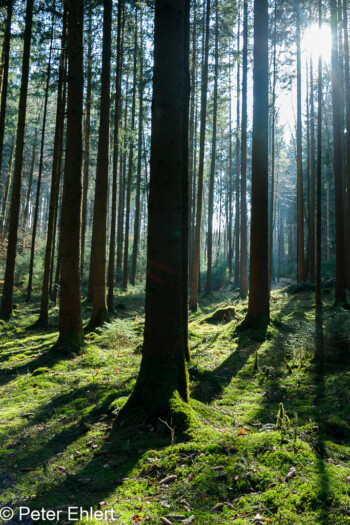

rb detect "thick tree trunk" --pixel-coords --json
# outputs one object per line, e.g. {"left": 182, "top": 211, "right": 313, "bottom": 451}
{"left": 0, "top": 0, "right": 34, "bottom": 317}
{"left": 343, "top": 0, "right": 350, "bottom": 289}
{"left": 121, "top": 0, "right": 190, "bottom": 422}
{"left": 87, "top": 0, "right": 112, "bottom": 330}
{"left": 330, "top": 0, "right": 347, "bottom": 304}
{"left": 189, "top": 0, "right": 210, "bottom": 311}
{"left": 57, "top": 0, "right": 84, "bottom": 348}
{"left": 245, "top": 0, "right": 269, "bottom": 326}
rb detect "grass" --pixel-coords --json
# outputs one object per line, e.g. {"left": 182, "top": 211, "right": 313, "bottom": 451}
{"left": 1, "top": 285, "right": 350, "bottom": 523}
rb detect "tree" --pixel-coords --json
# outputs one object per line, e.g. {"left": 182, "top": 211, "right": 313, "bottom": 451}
{"left": 57, "top": 0, "right": 84, "bottom": 348}
{"left": 244, "top": 0, "right": 269, "bottom": 326}
{"left": 121, "top": 0, "right": 190, "bottom": 421}
{"left": 87, "top": 0, "right": 112, "bottom": 330}
{"left": 296, "top": 5, "right": 305, "bottom": 283}
{"left": 0, "top": 0, "right": 13, "bottom": 194}
{"left": 330, "top": 0, "right": 347, "bottom": 304}
{"left": 0, "top": 0, "right": 34, "bottom": 317}
{"left": 189, "top": 0, "right": 210, "bottom": 311}
{"left": 240, "top": 0, "right": 248, "bottom": 297}
{"left": 107, "top": 0, "right": 124, "bottom": 310}
{"left": 205, "top": 0, "right": 218, "bottom": 294}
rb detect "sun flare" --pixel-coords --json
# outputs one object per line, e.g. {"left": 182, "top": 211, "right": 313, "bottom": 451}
{"left": 302, "top": 22, "right": 332, "bottom": 61}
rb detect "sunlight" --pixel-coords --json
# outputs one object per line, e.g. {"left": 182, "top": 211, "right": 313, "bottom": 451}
{"left": 302, "top": 22, "right": 332, "bottom": 62}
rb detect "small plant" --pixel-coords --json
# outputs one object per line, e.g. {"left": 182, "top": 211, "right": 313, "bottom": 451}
{"left": 276, "top": 402, "right": 290, "bottom": 438}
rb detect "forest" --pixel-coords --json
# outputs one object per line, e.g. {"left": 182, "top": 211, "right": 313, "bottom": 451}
{"left": 1, "top": 0, "right": 350, "bottom": 523}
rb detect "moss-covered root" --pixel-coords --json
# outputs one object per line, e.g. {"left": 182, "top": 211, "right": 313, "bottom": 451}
{"left": 85, "top": 307, "right": 109, "bottom": 333}
{"left": 118, "top": 356, "right": 198, "bottom": 437}
{"left": 235, "top": 311, "right": 269, "bottom": 335}
{"left": 200, "top": 306, "right": 236, "bottom": 324}
{"left": 53, "top": 328, "right": 84, "bottom": 354}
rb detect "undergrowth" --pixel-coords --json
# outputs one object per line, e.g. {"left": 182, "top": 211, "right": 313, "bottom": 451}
{"left": 1, "top": 285, "right": 350, "bottom": 524}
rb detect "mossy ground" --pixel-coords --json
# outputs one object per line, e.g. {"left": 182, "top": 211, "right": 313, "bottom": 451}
{"left": 1, "top": 284, "right": 350, "bottom": 523}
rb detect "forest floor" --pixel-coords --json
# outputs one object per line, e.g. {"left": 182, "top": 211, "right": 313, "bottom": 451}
{"left": 1, "top": 284, "right": 350, "bottom": 524}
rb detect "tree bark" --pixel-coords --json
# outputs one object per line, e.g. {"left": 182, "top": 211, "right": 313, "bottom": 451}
{"left": 330, "top": 0, "right": 347, "bottom": 304}
{"left": 245, "top": 0, "right": 269, "bottom": 326}
{"left": 87, "top": 0, "right": 112, "bottom": 329}
{"left": 121, "top": 0, "right": 190, "bottom": 422}
{"left": 57, "top": 0, "right": 84, "bottom": 348}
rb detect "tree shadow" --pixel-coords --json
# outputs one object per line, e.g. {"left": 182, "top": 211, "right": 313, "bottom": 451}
{"left": 0, "top": 344, "right": 73, "bottom": 387}
{"left": 190, "top": 329, "right": 265, "bottom": 404}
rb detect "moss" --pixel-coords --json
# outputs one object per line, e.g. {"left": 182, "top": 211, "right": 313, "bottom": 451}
{"left": 200, "top": 306, "right": 236, "bottom": 325}
{"left": 32, "top": 367, "right": 50, "bottom": 376}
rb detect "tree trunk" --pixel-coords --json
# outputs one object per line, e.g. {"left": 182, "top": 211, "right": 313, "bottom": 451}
{"left": 81, "top": 5, "right": 93, "bottom": 280}
{"left": 244, "top": 0, "right": 269, "bottom": 327}
{"left": 240, "top": 0, "right": 248, "bottom": 297}
{"left": 205, "top": 0, "right": 218, "bottom": 294}
{"left": 0, "top": 134, "right": 15, "bottom": 235}
{"left": 87, "top": 0, "right": 112, "bottom": 330}
{"left": 0, "top": 0, "right": 34, "bottom": 318}
{"left": 107, "top": 0, "right": 124, "bottom": 310}
{"left": 0, "top": 0, "right": 13, "bottom": 195}
{"left": 131, "top": 10, "right": 144, "bottom": 287}
{"left": 57, "top": 0, "right": 84, "bottom": 348}
{"left": 315, "top": 0, "right": 323, "bottom": 363}
{"left": 296, "top": 6, "right": 305, "bottom": 282}
{"left": 268, "top": 2, "right": 277, "bottom": 291}
{"left": 309, "top": 56, "right": 316, "bottom": 282}
{"left": 343, "top": 0, "right": 350, "bottom": 289}
{"left": 122, "top": 15, "right": 138, "bottom": 291}
{"left": 330, "top": 0, "right": 347, "bottom": 304}
{"left": 121, "top": 0, "right": 190, "bottom": 422}
{"left": 189, "top": 0, "right": 210, "bottom": 311}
